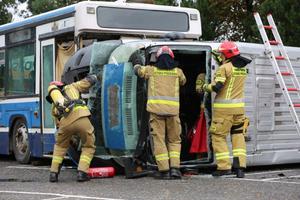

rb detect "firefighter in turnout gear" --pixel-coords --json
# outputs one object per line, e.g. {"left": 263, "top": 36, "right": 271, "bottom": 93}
{"left": 134, "top": 46, "right": 186, "bottom": 179}
{"left": 46, "top": 75, "right": 98, "bottom": 182}
{"left": 202, "top": 41, "right": 251, "bottom": 178}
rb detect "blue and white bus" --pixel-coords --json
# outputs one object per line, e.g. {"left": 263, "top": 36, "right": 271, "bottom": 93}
{"left": 1, "top": 0, "right": 300, "bottom": 175}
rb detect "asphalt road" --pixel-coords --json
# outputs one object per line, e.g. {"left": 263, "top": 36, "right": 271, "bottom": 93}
{"left": 0, "top": 156, "right": 300, "bottom": 200}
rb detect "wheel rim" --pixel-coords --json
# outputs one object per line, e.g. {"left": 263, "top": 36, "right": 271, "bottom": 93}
{"left": 15, "top": 123, "right": 28, "bottom": 155}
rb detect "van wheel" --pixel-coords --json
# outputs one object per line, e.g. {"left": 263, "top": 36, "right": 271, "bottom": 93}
{"left": 12, "top": 119, "right": 31, "bottom": 164}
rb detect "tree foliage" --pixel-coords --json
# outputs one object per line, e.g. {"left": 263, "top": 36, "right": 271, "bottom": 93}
{"left": 27, "top": 0, "right": 115, "bottom": 15}
{"left": 28, "top": 0, "right": 82, "bottom": 15}
{"left": 0, "top": 0, "right": 18, "bottom": 25}
{"left": 259, "top": 0, "right": 300, "bottom": 46}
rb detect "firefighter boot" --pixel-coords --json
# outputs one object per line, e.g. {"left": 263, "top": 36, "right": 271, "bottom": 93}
{"left": 49, "top": 164, "right": 61, "bottom": 182}
{"left": 49, "top": 172, "right": 58, "bottom": 182}
{"left": 212, "top": 170, "right": 232, "bottom": 177}
{"left": 154, "top": 170, "right": 171, "bottom": 180}
{"left": 235, "top": 168, "right": 245, "bottom": 178}
{"left": 170, "top": 168, "right": 182, "bottom": 179}
{"left": 232, "top": 157, "right": 245, "bottom": 178}
{"left": 77, "top": 171, "right": 90, "bottom": 182}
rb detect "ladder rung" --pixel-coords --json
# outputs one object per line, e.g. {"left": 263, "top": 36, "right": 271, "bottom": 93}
{"left": 269, "top": 40, "right": 279, "bottom": 45}
{"left": 275, "top": 56, "right": 285, "bottom": 60}
{"left": 288, "top": 88, "right": 298, "bottom": 91}
{"left": 293, "top": 104, "right": 300, "bottom": 107}
{"left": 281, "top": 72, "right": 292, "bottom": 75}
{"left": 264, "top": 25, "right": 273, "bottom": 30}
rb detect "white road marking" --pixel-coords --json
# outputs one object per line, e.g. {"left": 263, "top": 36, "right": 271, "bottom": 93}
{"left": 261, "top": 174, "right": 300, "bottom": 181}
{"left": 245, "top": 169, "right": 299, "bottom": 176}
{"left": 43, "top": 197, "right": 68, "bottom": 200}
{"left": 193, "top": 170, "right": 300, "bottom": 185}
{"left": 6, "top": 165, "right": 75, "bottom": 171}
{"left": 227, "top": 177, "right": 300, "bottom": 185}
{"left": 0, "top": 191, "right": 125, "bottom": 200}
{"left": 6, "top": 166, "right": 49, "bottom": 170}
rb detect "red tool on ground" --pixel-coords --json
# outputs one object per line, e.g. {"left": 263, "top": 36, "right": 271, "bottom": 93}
{"left": 88, "top": 167, "right": 115, "bottom": 178}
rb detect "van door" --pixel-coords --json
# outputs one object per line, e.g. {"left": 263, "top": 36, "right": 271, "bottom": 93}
{"left": 145, "top": 43, "right": 215, "bottom": 165}
{"left": 41, "top": 39, "right": 56, "bottom": 153}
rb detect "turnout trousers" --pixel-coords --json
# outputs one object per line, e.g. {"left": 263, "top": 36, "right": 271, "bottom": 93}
{"left": 150, "top": 113, "right": 181, "bottom": 171}
{"left": 209, "top": 110, "right": 247, "bottom": 170}
{"left": 50, "top": 117, "right": 96, "bottom": 173}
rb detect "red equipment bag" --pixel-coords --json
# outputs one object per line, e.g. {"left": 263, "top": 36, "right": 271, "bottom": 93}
{"left": 88, "top": 167, "right": 115, "bottom": 178}
{"left": 189, "top": 110, "right": 208, "bottom": 154}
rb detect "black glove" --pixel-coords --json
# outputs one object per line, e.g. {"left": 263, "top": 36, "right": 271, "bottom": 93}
{"left": 130, "top": 52, "right": 145, "bottom": 66}
{"left": 133, "top": 65, "right": 142, "bottom": 76}
{"left": 46, "top": 95, "right": 53, "bottom": 104}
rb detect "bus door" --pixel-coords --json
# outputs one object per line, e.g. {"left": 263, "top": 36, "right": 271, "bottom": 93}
{"left": 41, "top": 39, "right": 56, "bottom": 153}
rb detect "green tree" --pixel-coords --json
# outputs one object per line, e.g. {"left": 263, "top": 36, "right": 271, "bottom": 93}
{"left": 177, "top": 0, "right": 265, "bottom": 42}
{"left": 0, "top": 0, "right": 26, "bottom": 25}
{"left": 28, "top": 0, "right": 81, "bottom": 15}
{"left": 181, "top": 0, "right": 219, "bottom": 41}
{"left": 259, "top": 0, "right": 300, "bottom": 46}
{"left": 27, "top": 0, "right": 115, "bottom": 15}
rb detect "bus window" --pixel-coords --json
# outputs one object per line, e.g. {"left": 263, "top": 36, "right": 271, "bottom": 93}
{"left": 0, "top": 50, "right": 4, "bottom": 96}
{"left": 7, "top": 44, "right": 35, "bottom": 95}
{"left": 97, "top": 7, "right": 189, "bottom": 32}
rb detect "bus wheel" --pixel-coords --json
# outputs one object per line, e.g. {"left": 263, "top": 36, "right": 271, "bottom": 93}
{"left": 12, "top": 119, "right": 31, "bottom": 164}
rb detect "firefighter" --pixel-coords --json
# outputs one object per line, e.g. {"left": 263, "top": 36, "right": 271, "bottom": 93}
{"left": 133, "top": 46, "right": 186, "bottom": 179}
{"left": 202, "top": 41, "right": 251, "bottom": 178}
{"left": 195, "top": 72, "right": 206, "bottom": 111}
{"left": 46, "top": 74, "right": 98, "bottom": 182}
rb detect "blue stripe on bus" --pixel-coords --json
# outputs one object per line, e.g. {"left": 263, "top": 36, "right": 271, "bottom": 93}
{"left": 0, "top": 101, "right": 40, "bottom": 128}
{"left": 0, "top": 132, "right": 9, "bottom": 155}
{"left": 0, "top": 5, "right": 75, "bottom": 33}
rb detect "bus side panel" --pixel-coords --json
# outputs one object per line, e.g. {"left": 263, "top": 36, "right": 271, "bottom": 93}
{"left": 0, "top": 100, "right": 41, "bottom": 155}
{"left": 0, "top": 131, "right": 9, "bottom": 155}
{"left": 0, "top": 103, "right": 9, "bottom": 154}
{"left": 28, "top": 132, "right": 43, "bottom": 157}
{"left": 42, "top": 134, "right": 55, "bottom": 155}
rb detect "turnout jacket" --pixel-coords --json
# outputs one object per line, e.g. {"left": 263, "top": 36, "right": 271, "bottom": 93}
{"left": 212, "top": 62, "right": 247, "bottom": 114}
{"left": 49, "top": 78, "right": 94, "bottom": 127}
{"left": 136, "top": 65, "right": 186, "bottom": 116}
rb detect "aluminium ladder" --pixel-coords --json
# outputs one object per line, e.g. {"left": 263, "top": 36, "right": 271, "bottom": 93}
{"left": 254, "top": 12, "right": 300, "bottom": 136}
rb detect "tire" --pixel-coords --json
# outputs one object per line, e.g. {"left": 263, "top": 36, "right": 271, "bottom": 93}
{"left": 12, "top": 119, "right": 31, "bottom": 164}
